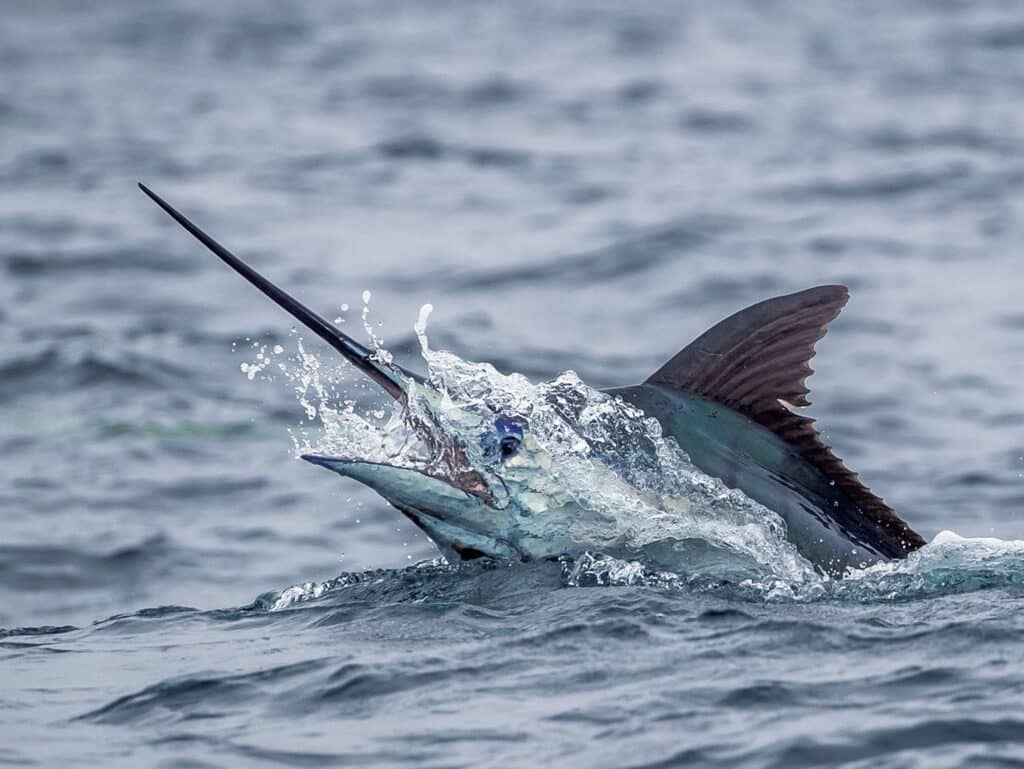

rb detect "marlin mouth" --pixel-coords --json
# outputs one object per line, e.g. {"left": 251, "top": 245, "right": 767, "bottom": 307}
{"left": 300, "top": 449, "right": 503, "bottom": 508}
{"left": 300, "top": 454, "right": 521, "bottom": 559}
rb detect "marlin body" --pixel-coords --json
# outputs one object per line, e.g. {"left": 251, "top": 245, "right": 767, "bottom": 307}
{"left": 140, "top": 184, "right": 925, "bottom": 576}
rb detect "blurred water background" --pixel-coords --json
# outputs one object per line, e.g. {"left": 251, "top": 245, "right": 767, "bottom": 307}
{"left": 4, "top": 1, "right": 1024, "bottom": 767}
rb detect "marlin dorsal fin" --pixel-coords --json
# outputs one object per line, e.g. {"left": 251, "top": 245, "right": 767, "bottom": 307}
{"left": 646, "top": 284, "right": 848, "bottom": 412}
{"left": 647, "top": 285, "right": 925, "bottom": 552}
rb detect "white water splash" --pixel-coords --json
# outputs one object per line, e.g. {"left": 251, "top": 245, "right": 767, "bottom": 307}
{"left": 359, "top": 289, "right": 393, "bottom": 365}
{"left": 414, "top": 303, "right": 433, "bottom": 351}
{"left": 268, "top": 558, "right": 450, "bottom": 611}
{"left": 271, "top": 579, "right": 336, "bottom": 611}
{"left": 825, "top": 530, "right": 1024, "bottom": 601}
{"left": 239, "top": 341, "right": 274, "bottom": 381}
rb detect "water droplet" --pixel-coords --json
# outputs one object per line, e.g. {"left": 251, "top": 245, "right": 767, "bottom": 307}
{"left": 415, "top": 304, "right": 434, "bottom": 352}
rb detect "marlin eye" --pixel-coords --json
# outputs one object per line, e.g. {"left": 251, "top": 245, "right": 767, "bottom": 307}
{"left": 493, "top": 416, "right": 526, "bottom": 462}
{"left": 499, "top": 435, "right": 521, "bottom": 459}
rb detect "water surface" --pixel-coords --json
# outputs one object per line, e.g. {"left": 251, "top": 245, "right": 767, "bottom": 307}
{"left": 4, "top": 1, "right": 1024, "bottom": 766}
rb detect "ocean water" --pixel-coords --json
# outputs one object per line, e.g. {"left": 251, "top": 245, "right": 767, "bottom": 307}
{"left": 5, "top": 1, "right": 1024, "bottom": 766}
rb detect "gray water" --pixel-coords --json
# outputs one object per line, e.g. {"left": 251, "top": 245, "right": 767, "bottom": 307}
{"left": 5, "top": 1, "right": 1024, "bottom": 767}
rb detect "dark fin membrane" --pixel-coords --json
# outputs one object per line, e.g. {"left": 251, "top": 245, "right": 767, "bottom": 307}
{"left": 647, "top": 285, "right": 925, "bottom": 555}
{"left": 451, "top": 543, "right": 488, "bottom": 560}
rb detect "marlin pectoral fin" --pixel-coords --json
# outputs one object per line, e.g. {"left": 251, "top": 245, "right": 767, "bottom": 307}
{"left": 138, "top": 182, "right": 419, "bottom": 401}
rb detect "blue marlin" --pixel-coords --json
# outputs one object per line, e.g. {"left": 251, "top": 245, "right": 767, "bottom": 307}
{"left": 140, "top": 183, "right": 924, "bottom": 576}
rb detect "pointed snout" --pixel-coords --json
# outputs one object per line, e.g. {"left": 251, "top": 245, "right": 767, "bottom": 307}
{"left": 301, "top": 454, "right": 478, "bottom": 510}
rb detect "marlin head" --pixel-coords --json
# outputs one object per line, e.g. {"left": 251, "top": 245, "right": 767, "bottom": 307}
{"left": 298, "top": 357, "right": 624, "bottom": 565}
{"left": 138, "top": 184, "right": 595, "bottom": 564}
{"left": 301, "top": 411, "right": 551, "bottom": 562}
{"left": 301, "top": 388, "right": 540, "bottom": 562}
